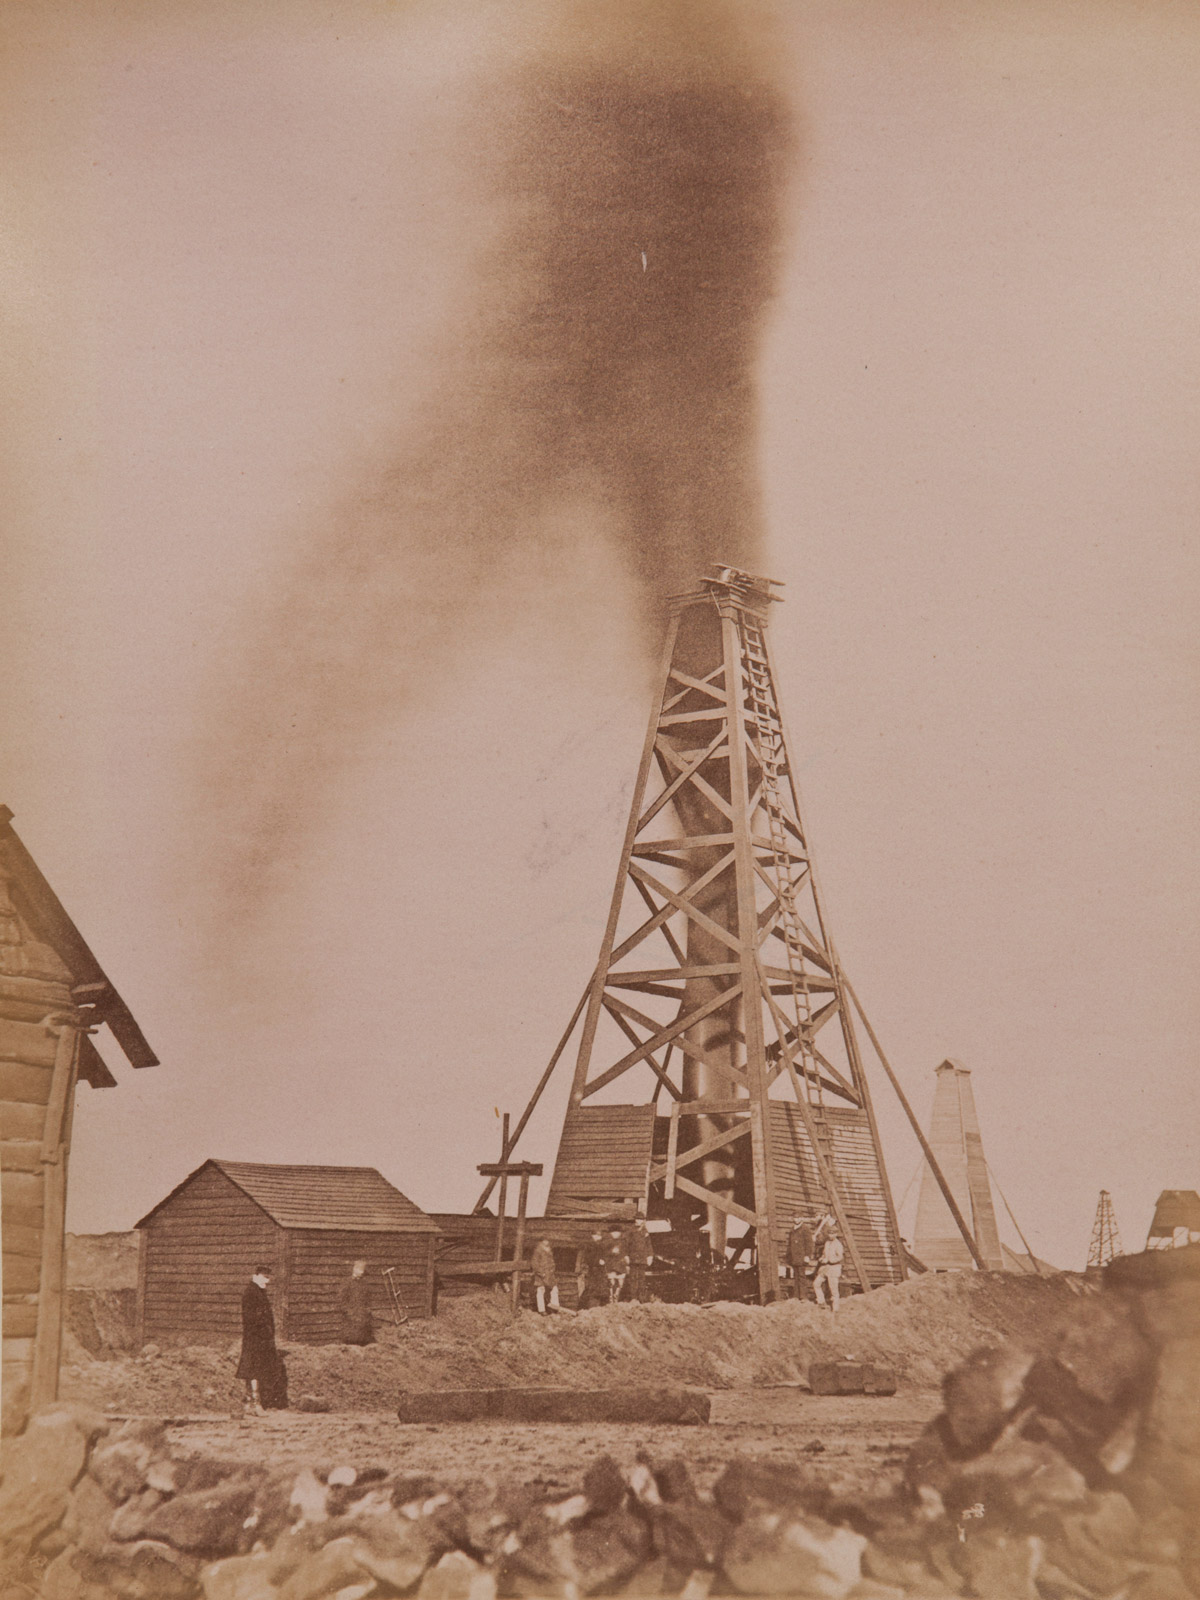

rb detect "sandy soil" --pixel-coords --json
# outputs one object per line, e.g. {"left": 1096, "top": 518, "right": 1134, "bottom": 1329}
{"left": 61, "top": 1270, "right": 1087, "bottom": 1417}
{"left": 157, "top": 1390, "right": 941, "bottom": 1502}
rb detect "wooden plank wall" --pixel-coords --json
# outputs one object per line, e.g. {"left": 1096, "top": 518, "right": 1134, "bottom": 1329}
{"left": 284, "top": 1229, "right": 433, "bottom": 1340}
{"left": 546, "top": 1105, "right": 656, "bottom": 1215}
{"left": 769, "top": 1103, "right": 901, "bottom": 1288}
{"left": 140, "top": 1166, "right": 281, "bottom": 1344}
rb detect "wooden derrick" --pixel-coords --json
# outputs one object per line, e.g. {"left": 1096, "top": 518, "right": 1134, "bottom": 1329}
{"left": 528, "top": 569, "right": 908, "bottom": 1301}
{"left": 481, "top": 569, "right": 996, "bottom": 1299}
{"left": 913, "top": 1061, "right": 1006, "bottom": 1272}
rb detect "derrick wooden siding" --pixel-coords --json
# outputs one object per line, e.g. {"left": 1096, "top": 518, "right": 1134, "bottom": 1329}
{"left": 769, "top": 1103, "right": 901, "bottom": 1289}
{"left": 139, "top": 1165, "right": 281, "bottom": 1344}
{"left": 546, "top": 1105, "right": 656, "bottom": 1215}
{"left": 284, "top": 1229, "right": 434, "bottom": 1341}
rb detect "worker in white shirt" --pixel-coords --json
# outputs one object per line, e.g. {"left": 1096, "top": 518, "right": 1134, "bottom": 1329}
{"left": 812, "top": 1231, "right": 845, "bottom": 1311}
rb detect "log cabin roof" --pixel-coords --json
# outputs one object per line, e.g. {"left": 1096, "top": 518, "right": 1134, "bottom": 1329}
{"left": 0, "top": 805, "right": 157, "bottom": 1086}
{"left": 136, "top": 1159, "right": 440, "bottom": 1233}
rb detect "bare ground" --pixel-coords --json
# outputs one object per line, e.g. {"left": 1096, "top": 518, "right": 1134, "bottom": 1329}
{"left": 61, "top": 1268, "right": 1088, "bottom": 1419}
{"left": 155, "top": 1390, "right": 942, "bottom": 1503}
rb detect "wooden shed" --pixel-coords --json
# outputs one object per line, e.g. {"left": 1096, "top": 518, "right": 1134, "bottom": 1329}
{"left": 1, "top": 806, "right": 157, "bottom": 1433}
{"left": 135, "top": 1160, "right": 440, "bottom": 1344}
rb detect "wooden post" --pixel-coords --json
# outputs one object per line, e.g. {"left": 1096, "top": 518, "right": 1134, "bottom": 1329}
{"left": 494, "top": 1114, "right": 509, "bottom": 1263}
{"left": 721, "top": 603, "right": 779, "bottom": 1302}
{"left": 511, "top": 1170, "right": 531, "bottom": 1315}
{"left": 31, "top": 1019, "right": 80, "bottom": 1408}
{"left": 476, "top": 1160, "right": 542, "bottom": 1317}
{"left": 135, "top": 1229, "right": 148, "bottom": 1348}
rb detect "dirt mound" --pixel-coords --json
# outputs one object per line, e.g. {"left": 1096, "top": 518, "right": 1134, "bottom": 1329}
{"left": 60, "top": 1271, "right": 1086, "bottom": 1417}
{"left": 65, "top": 1231, "right": 139, "bottom": 1290}
{"left": 64, "top": 1289, "right": 138, "bottom": 1358}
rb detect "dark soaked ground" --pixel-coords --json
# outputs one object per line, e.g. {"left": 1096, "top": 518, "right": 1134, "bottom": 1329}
{"left": 159, "top": 1389, "right": 941, "bottom": 1500}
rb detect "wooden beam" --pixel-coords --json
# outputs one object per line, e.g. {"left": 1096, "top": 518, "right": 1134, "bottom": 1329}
{"left": 600, "top": 999, "right": 683, "bottom": 1102}
{"left": 759, "top": 974, "right": 873, "bottom": 1290}
{"left": 628, "top": 862, "right": 742, "bottom": 956}
{"left": 31, "top": 1020, "right": 79, "bottom": 1408}
{"left": 642, "top": 731, "right": 727, "bottom": 834}
{"left": 581, "top": 985, "right": 744, "bottom": 1098}
{"left": 664, "top": 667, "right": 729, "bottom": 705}
{"left": 664, "top": 1102, "right": 680, "bottom": 1199}
{"left": 510, "top": 1170, "right": 531, "bottom": 1316}
{"left": 629, "top": 876, "right": 688, "bottom": 968}
{"left": 494, "top": 1114, "right": 509, "bottom": 1263}
{"left": 648, "top": 1119, "right": 751, "bottom": 1184}
{"left": 671, "top": 1174, "right": 757, "bottom": 1228}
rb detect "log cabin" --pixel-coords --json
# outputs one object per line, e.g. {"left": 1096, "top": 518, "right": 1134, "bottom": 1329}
{"left": 0, "top": 806, "right": 157, "bottom": 1433}
{"left": 134, "top": 1160, "right": 439, "bottom": 1343}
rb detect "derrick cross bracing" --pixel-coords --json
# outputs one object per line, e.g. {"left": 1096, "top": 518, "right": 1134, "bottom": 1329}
{"left": 545, "top": 566, "right": 906, "bottom": 1303}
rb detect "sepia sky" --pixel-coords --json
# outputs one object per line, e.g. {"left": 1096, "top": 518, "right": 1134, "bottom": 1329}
{"left": 3, "top": 0, "right": 1198, "bottom": 1270}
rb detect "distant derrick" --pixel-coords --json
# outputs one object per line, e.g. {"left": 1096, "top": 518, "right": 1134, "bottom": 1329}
{"left": 1086, "top": 1188, "right": 1123, "bottom": 1268}
{"left": 912, "top": 1061, "right": 1005, "bottom": 1271}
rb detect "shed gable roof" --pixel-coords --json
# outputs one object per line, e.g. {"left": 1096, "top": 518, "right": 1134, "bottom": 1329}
{"left": 0, "top": 805, "right": 158, "bottom": 1084}
{"left": 137, "top": 1159, "right": 438, "bottom": 1233}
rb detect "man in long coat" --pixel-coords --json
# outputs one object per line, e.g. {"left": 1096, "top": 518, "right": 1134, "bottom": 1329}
{"left": 577, "top": 1229, "right": 608, "bottom": 1310}
{"left": 626, "top": 1220, "right": 654, "bottom": 1302}
{"left": 786, "top": 1215, "right": 817, "bottom": 1299}
{"left": 236, "top": 1267, "right": 286, "bottom": 1412}
{"left": 339, "top": 1259, "right": 374, "bottom": 1344}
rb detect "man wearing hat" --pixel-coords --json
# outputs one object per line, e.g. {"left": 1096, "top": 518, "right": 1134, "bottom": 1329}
{"left": 786, "top": 1214, "right": 817, "bottom": 1299}
{"left": 813, "top": 1228, "right": 845, "bottom": 1311}
{"left": 236, "top": 1267, "right": 286, "bottom": 1413}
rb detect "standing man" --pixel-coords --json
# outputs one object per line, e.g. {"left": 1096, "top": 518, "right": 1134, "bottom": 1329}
{"left": 531, "top": 1238, "right": 561, "bottom": 1314}
{"left": 604, "top": 1223, "right": 630, "bottom": 1304}
{"left": 577, "top": 1229, "right": 608, "bottom": 1310}
{"left": 812, "top": 1231, "right": 845, "bottom": 1312}
{"left": 626, "top": 1219, "right": 654, "bottom": 1302}
{"left": 339, "top": 1259, "right": 374, "bottom": 1344}
{"left": 786, "top": 1215, "right": 817, "bottom": 1299}
{"left": 236, "top": 1267, "right": 284, "bottom": 1413}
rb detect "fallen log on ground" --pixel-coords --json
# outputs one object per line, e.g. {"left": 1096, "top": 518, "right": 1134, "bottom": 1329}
{"left": 395, "top": 1386, "right": 711, "bottom": 1424}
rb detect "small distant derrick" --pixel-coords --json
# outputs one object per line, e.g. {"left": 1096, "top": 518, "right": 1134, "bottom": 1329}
{"left": 1087, "top": 1188, "right": 1123, "bottom": 1268}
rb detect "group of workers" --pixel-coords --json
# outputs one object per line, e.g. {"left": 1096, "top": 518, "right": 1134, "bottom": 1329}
{"left": 529, "top": 1219, "right": 654, "bottom": 1313}
{"left": 785, "top": 1210, "right": 846, "bottom": 1309}
{"left": 236, "top": 1212, "right": 848, "bottom": 1409}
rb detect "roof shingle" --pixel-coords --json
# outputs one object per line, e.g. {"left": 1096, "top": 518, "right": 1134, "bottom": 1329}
{"left": 140, "top": 1159, "right": 438, "bottom": 1233}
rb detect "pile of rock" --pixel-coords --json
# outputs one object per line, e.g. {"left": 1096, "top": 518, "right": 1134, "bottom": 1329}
{"left": 1, "top": 1244, "right": 1194, "bottom": 1599}
{"left": 878, "top": 1243, "right": 1200, "bottom": 1598}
